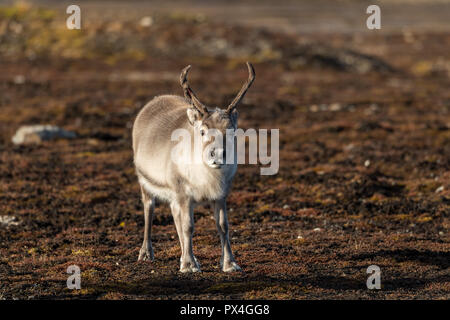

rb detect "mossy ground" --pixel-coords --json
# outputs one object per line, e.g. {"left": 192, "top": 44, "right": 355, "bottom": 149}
{"left": 0, "top": 3, "right": 448, "bottom": 299}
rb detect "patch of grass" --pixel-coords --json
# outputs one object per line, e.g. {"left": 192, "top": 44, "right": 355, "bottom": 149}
{"left": 72, "top": 249, "right": 93, "bottom": 256}
{"left": 416, "top": 216, "right": 433, "bottom": 223}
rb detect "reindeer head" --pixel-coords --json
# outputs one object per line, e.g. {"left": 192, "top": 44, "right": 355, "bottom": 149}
{"left": 180, "top": 62, "right": 255, "bottom": 168}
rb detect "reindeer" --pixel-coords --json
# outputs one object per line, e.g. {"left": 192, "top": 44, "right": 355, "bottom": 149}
{"left": 132, "top": 62, "right": 255, "bottom": 272}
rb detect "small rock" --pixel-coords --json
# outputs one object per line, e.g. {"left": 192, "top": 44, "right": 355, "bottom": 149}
{"left": 435, "top": 186, "right": 444, "bottom": 193}
{"left": 309, "top": 104, "right": 319, "bottom": 112}
{"left": 297, "top": 235, "right": 303, "bottom": 239}
{"left": 319, "top": 104, "right": 328, "bottom": 111}
{"left": 12, "top": 125, "right": 76, "bottom": 145}
{"left": 14, "top": 75, "right": 25, "bottom": 85}
{"left": 439, "top": 231, "right": 444, "bottom": 236}
{"left": 140, "top": 16, "right": 153, "bottom": 27}
{"left": 313, "top": 227, "right": 322, "bottom": 232}
{"left": 329, "top": 103, "right": 342, "bottom": 111}
{"left": 283, "top": 204, "right": 290, "bottom": 209}
{"left": 364, "top": 160, "right": 371, "bottom": 167}
{"left": 0, "top": 215, "right": 20, "bottom": 227}
{"left": 344, "top": 143, "right": 355, "bottom": 151}
{"left": 87, "top": 138, "right": 100, "bottom": 146}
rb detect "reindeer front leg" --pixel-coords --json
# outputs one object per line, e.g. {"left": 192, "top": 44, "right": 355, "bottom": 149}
{"left": 177, "top": 199, "right": 201, "bottom": 273}
{"left": 214, "top": 199, "right": 241, "bottom": 272}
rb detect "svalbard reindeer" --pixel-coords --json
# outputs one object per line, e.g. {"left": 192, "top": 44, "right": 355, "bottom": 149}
{"left": 132, "top": 62, "right": 255, "bottom": 272}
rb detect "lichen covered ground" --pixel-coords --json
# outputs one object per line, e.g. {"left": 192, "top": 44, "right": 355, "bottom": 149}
{"left": 0, "top": 3, "right": 448, "bottom": 299}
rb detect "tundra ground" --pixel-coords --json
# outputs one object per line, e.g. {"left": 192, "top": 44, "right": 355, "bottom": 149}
{"left": 0, "top": 2, "right": 448, "bottom": 299}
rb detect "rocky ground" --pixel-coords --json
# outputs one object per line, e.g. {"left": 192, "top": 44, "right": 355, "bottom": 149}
{"left": 0, "top": 2, "right": 449, "bottom": 299}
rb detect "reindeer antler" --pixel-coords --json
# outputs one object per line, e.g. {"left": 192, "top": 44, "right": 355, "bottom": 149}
{"left": 226, "top": 62, "right": 255, "bottom": 114}
{"left": 180, "top": 65, "right": 208, "bottom": 115}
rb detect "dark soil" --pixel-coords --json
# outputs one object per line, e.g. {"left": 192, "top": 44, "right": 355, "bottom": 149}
{"left": 0, "top": 3, "right": 449, "bottom": 299}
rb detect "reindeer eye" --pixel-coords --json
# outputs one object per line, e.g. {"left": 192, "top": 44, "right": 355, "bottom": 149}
{"left": 200, "top": 129, "right": 205, "bottom": 136}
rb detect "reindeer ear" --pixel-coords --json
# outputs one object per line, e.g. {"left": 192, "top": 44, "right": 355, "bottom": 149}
{"left": 187, "top": 107, "right": 202, "bottom": 125}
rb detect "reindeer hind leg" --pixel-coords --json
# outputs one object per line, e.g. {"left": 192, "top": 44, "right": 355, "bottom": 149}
{"left": 138, "top": 185, "right": 155, "bottom": 261}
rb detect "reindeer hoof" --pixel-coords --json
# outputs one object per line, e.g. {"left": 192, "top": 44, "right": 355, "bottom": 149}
{"left": 180, "top": 265, "right": 201, "bottom": 273}
{"left": 223, "top": 262, "right": 242, "bottom": 272}
{"left": 138, "top": 247, "right": 154, "bottom": 262}
{"left": 180, "top": 257, "right": 201, "bottom": 273}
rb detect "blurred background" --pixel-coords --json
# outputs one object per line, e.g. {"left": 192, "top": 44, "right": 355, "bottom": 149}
{"left": 0, "top": 0, "right": 449, "bottom": 299}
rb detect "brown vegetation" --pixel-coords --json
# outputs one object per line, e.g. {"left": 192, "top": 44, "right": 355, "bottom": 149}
{"left": 0, "top": 3, "right": 448, "bottom": 299}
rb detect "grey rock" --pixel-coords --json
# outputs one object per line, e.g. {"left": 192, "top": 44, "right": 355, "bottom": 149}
{"left": 12, "top": 125, "right": 76, "bottom": 145}
{"left": 0, "top": 215, "right": 20, "bottom": 227}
